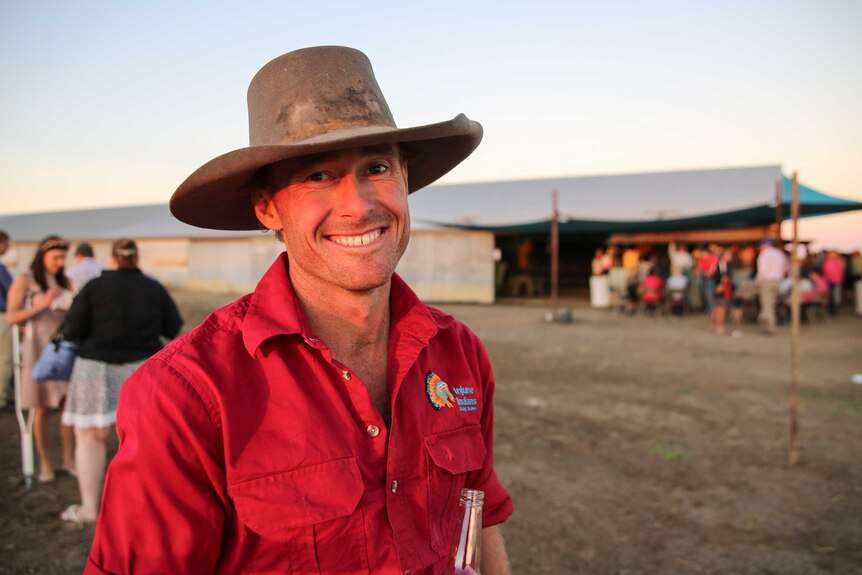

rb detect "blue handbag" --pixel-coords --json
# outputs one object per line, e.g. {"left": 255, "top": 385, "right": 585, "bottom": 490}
{"left": 32, "top": 339, "right": 78, "bottom": 381}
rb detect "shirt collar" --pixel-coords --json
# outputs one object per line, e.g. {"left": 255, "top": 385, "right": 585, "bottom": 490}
{"left": 242, "top": 254, "right": 305, "bottom": 356}
{"left": 388, "top": 272, "right": 438, "bottom": 345}
{"left": 242, "top": 253, "right": 439, "bottom": 356}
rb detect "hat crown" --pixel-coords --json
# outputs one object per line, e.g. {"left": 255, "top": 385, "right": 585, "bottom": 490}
{"left": 247, "top": 46, "right": 396, "bottom": 146}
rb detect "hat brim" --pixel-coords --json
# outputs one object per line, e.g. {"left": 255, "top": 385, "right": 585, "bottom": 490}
{"left": 170, "top": 113, "right": 482, "bottom": 230}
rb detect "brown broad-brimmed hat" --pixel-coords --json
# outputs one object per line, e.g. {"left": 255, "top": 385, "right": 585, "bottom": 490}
{"left": 170, "top": 46, "right": 483, "bottom": 231}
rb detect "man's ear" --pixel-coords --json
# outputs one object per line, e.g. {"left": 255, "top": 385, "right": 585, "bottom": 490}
{"left": 253, "top": 190, "right": 283, "bottom": 232}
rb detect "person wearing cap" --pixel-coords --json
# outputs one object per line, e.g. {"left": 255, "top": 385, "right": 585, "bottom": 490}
{"left": 86, "top": 47, "right": 513, "bottom": 574}
{"left": 755, "top": 239, "right": 788, "bottom": 334}
{"left": 66, "top": 242, "right": 103, "bottom": 292}
{"left": 59, "top": 239, "right": 183, "bottom": 525}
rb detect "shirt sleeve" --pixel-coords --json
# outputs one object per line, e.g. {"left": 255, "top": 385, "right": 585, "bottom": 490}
{"left": 86, "top": 357, "right": 228, "bottom": 575}
{"left": 464, "top": 336, "right": 514, "bottom": 528}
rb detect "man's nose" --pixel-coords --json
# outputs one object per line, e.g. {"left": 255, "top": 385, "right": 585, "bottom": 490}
{"left": 335, "top": 175, "right": 375, "bottom": 217}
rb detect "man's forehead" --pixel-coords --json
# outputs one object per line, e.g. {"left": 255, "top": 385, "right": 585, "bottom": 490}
{"left": 280, "top": 144, "right": 401, "bottom": 170}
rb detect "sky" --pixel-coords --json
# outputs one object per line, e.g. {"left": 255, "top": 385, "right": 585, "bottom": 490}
{"left": 1, "top": 0, "right": 861, "bottom": 250}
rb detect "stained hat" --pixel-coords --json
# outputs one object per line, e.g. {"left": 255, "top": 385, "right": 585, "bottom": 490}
{"left": 170, "top": 46, "right": 483, "bottom": 230}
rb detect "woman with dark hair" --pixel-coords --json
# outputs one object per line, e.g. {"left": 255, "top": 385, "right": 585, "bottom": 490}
{"left": 7, "top": 235, "right": 76, "bottom": 483}
{"left": 59, "top": 239, "right": 183, "bottom": 524}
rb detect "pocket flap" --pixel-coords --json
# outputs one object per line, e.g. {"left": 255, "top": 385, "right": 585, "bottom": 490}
{"left": 424, "top": 426, "right": 486, "bottom": 475}
{"left": 230, "top": 457, "right": 363, "bottom": 535}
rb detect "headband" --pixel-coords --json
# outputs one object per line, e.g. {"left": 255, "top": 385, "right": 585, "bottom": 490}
{"left": 40, "top": 240, "right": 69, "bottom": 252}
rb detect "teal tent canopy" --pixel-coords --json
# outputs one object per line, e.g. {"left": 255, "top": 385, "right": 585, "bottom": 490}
{"left": 782, "top": 176, "right": 862, "bottom": 215}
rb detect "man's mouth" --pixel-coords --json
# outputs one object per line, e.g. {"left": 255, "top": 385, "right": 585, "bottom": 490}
{"left": 328, "top": 228, "right": 384, "bottom": 247}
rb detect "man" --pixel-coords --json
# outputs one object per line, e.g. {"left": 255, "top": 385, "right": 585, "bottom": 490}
{"left": 665, "top": 270, "right": 689, "bottom": 316}
{"left": 86, "top": 47, "right": 513, "bottom": 574}
{"left": 850, "top": 250, "right": 862, "bottom": 289}
{"left": 755, "top": 239, "right": 788, "bottom": 334}
{"left": 821, "top": 250, "right": 846, "bottom": 316}
{"left": 668, "top": 241, "right": 693, "bottom": 278}
{"left": 0, "top": 231, "right": 13, "bottom": 409}
{"left": 621, "top": 245, "right": 640, "bottom": 271}
{"left": 698, "top": 243, "right": 721, "bottom": 313}
{"left": 66, "top": 242, "right": 102, "bottom": 292}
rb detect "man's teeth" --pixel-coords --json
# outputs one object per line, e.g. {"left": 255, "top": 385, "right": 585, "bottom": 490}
{"left": 330, "top": 229, "right": 382, "bottom": 246}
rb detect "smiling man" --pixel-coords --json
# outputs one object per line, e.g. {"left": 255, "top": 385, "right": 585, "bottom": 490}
{"left": 85, "top": 47, "right": 513, "bottom": 574}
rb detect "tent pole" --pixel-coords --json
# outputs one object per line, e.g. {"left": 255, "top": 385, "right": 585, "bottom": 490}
{"left": 789, "top": 172, "right": 801, "bottom": 467}
{"left": 774, "top": 179, "right": 784, "bottom": 237}
{"left": 551, "top": 191, "right": 559, "bottom": 319}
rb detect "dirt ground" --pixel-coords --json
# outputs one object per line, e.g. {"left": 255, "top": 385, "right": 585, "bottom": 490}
{"left": 1, "top": 290, "right": 861, "bottom": 574}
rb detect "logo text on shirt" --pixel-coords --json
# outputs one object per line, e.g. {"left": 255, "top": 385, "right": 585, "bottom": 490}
{"left": 425, "top": 371, "right": 477, "bottom": 412}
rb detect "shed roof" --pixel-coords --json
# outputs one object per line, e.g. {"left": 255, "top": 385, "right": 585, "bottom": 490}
{"left": 410, "top": 165, "right": 788, "bottom": 226}
{"left": 0, "top": 204, "right": 252, "bottom": 242}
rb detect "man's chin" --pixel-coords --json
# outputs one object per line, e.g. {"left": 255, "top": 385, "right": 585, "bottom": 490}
{"left": 341, "top": 274, "right": 392, "bottom": 294}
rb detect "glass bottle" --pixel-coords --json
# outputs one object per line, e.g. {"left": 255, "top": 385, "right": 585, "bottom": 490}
{"left": 452, "top": 488, "right": 484, "bottom": 575}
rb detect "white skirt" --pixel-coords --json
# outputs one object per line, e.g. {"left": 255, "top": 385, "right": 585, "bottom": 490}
{"left": 62, "top": 357, "right": 144, "bottom": 428}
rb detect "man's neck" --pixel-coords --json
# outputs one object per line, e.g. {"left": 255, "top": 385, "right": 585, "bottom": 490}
{"left": 288, "top": 270, "right": 392, "bottom": 359}
{"left": 289, "top": 268, "right": 394, "bottom": 420}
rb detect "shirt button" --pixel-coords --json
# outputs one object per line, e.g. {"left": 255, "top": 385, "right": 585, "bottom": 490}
{"left": 366, "top": 424, "right": 380, "bottom": 437}
{"left": 341, "top": 371, "right": 352, "bottom": 380}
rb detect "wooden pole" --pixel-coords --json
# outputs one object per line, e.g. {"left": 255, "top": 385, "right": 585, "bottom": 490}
{"left": 774, "top": 179, "right": 784, "bottom": 238}
{"left": 551, "top": 191, "right": 559, "bottom": 320}
{"left": 789, "top": 172, "right": 801, "bottom": 467}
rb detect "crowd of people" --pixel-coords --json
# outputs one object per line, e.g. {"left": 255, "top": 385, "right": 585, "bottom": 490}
{"left": 592, "top": 240, "right": 861, "bottom": 335}
{"left": 0, "top": 232, "right": 182, "bottom": 525}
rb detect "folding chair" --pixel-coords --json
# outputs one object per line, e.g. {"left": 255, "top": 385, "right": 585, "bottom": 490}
{"left": 803, "top": 294, "right": 828, "bottom": 324}
{"left": 638, "top": 275, "right": 665, "bottom": 316}
{"left": 808, "top": 298, "right": 828, "bottom": 323}
{"left": 665, "top": 288, "right": 688, "bottom": 316}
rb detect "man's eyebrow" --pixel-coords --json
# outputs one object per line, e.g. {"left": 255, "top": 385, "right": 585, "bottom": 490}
{"left": 358, "top": 144, "right": 400, "bottom": 157}
{"left": 294, "top": 145, "right": 400, "bottom": 168}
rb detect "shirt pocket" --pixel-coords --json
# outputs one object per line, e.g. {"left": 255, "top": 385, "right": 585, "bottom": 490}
{"left": 229, "top": 456, "right": 368, "bottom": 574}
{"left": 424, "top": 425, "right": 487, "bottom": 557}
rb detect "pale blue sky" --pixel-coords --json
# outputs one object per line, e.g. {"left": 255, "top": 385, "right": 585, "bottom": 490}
{"left": 1, "top": 1, "right": 860, "bottom": 248}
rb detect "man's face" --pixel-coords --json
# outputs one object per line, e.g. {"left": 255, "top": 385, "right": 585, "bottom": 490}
{"left": 0, "top": 241, "right": 7, "bottom": 256}
{"left": 254, "top": 145, "right": 410, "bottom": 294}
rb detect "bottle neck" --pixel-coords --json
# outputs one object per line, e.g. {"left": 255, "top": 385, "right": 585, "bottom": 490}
{"left": 460, "top": 489, "right": 485, "bottom": 508}
{"left": 454, "top": 489, "right": 484, "bottom": 574}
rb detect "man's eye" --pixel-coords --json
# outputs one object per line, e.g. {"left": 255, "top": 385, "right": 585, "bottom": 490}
{"left": 368, "top": 162, "right": 389, "bottom": 175}
{"left": 305, "top": 171, "right": 328, "bottom": 182}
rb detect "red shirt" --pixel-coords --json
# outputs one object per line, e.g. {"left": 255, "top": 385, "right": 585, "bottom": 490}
{"left": 85, "top": 255, "right": 513, "bottom": 574}
{"left": 822, "top": 257, "right": 845, "bottom": 285}
{"left": 697, "top": 253, "right": 718, "bottom": 277}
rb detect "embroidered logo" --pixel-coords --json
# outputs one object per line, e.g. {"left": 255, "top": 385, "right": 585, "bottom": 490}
{"left": 425, "top": 371, "right": 478, "bottom": 412}
{"left": 425, "top": 371, "right": 455, "bottom": 410}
